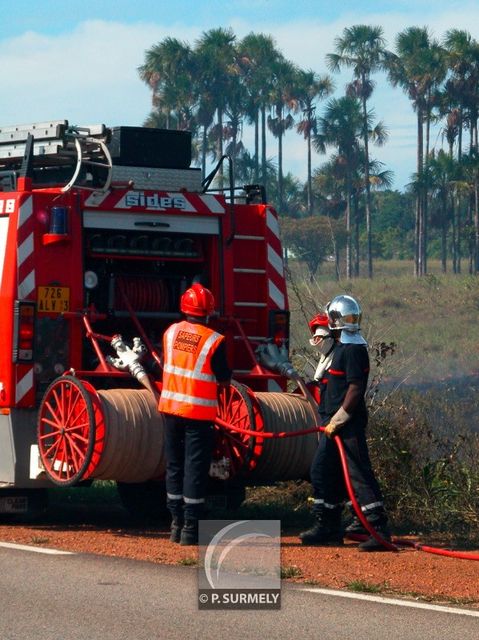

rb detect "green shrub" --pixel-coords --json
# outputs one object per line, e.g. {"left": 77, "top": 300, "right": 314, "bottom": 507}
{"left": 368, "top": 391, "right": 479, "bottom": 536}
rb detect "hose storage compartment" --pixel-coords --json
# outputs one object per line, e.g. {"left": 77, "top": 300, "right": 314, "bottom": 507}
{"left": 248, "top": 392, "right": 318, "bottom": 482}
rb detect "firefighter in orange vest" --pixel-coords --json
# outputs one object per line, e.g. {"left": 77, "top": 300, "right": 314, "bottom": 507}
{"left": 159, "top": 284, "right": 231, "bottom": 545}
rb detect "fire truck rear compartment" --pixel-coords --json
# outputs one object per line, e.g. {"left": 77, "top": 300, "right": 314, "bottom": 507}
{"left": 81, "top": 226, "right": 214, "bottom": 374}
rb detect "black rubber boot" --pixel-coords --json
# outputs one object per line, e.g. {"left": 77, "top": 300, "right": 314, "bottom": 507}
{"left": 169, "top": 515, "right": 183, "bottom": 543}
{"left": 358, "top": 510, "right": 392, "bottom": 551}
{"left": 345, "top": 514, "right": 368, "bottom": 535}
{"left": 180, "top": 520, "right": 199, "bottom": 546}
{"left": 299, "top": 508, "right": 343, "bottom": 546}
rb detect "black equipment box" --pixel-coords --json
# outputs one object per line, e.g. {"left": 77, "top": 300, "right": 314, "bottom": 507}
{"left": 108, "top": 126, "right": 192, "bottom": 169}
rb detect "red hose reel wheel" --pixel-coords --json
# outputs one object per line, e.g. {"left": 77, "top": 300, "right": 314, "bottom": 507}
{"left": 37, "top": 376, "right": 96, "bottom": 486}
{"left": 214, "top": 381, "right": 264, "bottom": 479}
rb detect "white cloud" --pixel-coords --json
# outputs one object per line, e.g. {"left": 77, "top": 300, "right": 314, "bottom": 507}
{"left": 0, "top": 20, "right": 203, "bottom": 126}
{"left": 2, "top": 7, "right": 479, "bottom": 191}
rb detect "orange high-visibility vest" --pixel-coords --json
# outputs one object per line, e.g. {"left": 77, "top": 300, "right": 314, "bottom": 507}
{"left": 158, "top": 320, "right": 224, "bottom": 421}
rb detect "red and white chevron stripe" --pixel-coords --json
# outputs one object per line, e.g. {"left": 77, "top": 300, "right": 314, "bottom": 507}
{"left": 16, "top": 195, "right": 35, "bottom": 405}
{"left": 265, "top": 207, "right": 287, "bottom": 310}
{"left": 17, "top": 195, "right": 35, "bottom": 299}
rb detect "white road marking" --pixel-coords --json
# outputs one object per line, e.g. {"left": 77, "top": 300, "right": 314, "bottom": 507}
{"left": 0, "top": 541, "right": 74, "bottom": 555}
{"left": 301, "top": 587, "right": 479, "bottom": 618}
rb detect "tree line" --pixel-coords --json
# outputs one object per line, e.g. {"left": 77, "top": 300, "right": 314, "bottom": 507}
{"left": 138, "top": 26, "right": 479, "bottom": 279}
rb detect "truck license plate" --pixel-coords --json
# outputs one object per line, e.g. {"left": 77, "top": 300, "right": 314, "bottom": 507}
{"left": 0, "top": 496, "right": 28, "bottom": 513}
{"left": 37, "top": 286, "right": 70, "bottom": 313}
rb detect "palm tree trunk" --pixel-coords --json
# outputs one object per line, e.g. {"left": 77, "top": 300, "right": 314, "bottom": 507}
{"left": 415, "top": 109, "right": 424, "bottom": 277}
{"left": 277, "top": 104, "right": 284, "bottom": 212}
{"left": 261, "top": 106, "right": 267, "bottom": 184}
{"left": 254, "top": 110, "right": 259, "bottom": 183}
{"left": 201, "top": 125, "right": 208, "bottom": 182}
{"left": 346, "top": 172, "right": 352, "bottom": 279}
{"left": 456, "top": 193, "right": 462, "bottom": 274}
{"left": 474, "top": 175, "right": 479, "bottom": 273}
{"left": 278, "top": 128, "right": 283, "bottom": 212}
{"left": 452, "top": 196, "right": 457, "bottom": 273}
{"left": 467, "top": 195, "right": 473, "bottom": 274}
{"left": 423, "top": 104, "right": 431, "bottom": 275}
{"left": 353, "top": 191, "right": 360, "bottom": 277}
{"left": 441, "top": 195, "right": 447, "bottom": 273}
{"left": 361, "top": 93, "right": 373, "bottom": 279}
{"left": 217, "top": 108, "right": 224, "bottom": 190}
{"left": 307, "top": 128, "right": 312, "bottom": 215}
{"left": 458, "top": 111, "right": 463, "bottom": 160}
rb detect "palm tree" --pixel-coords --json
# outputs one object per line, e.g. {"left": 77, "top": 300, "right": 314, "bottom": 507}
{"left": 267, "top": 58, "right": 298, "bottom": 212}
{"left": 313, "top": 96, "right": 363, "bottom": 278}
{"left": 295, "top": 69, "right": 334, "bottom": 215}
{"left": 350, "top": 155, "right": 393, "bottom": 275}
{"left": 195, "top": 28, "right": 240, "bottom": 188}
{"left": 239, "top": 33, "right": 282, "bottom": 183}
{"left": 387, "top": 27, "right": 447, "bottom": 276}
{"left": 443, "top": 30, "right": 479, "bottom": 159}
{"left": 428, "top": 150, "right": 457, "bottom": 272}
{"left": 326, "top": 25, "right": 388, "bottom": 278}
{"left": 314, "top": 96, "right": 387, "bottom": 278}
{"left": 138, "top": 37, "right": 196, "bottom": 130}
{"left": 461, "top": 150, "right": 479, "bottom": 272}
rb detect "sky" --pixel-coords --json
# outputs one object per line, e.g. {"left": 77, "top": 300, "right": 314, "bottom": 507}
{"left": 1, "top": 0, "right": 479, "bottom": 192}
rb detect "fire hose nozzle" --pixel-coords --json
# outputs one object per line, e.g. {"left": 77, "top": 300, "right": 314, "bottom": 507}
{"left": 109, "top": 335, "right": 148, "bottom": 381}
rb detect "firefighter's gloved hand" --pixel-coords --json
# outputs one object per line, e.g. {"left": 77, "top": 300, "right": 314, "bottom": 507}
{"left": 255, "top": 343, "right": 280, "bottom": 370}
{"left": 324, "top": 406, "right": 351, "bottom": 439}
{"left": 255, "top": 343, "right": 300, "bottom": 380}
{"left": 276, "top": 362, "right": 301, "bottom": 380}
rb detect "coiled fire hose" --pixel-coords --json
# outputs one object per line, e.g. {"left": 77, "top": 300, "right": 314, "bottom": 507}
{"left": 215, "top": 417, "right": 479, "bottom": 561}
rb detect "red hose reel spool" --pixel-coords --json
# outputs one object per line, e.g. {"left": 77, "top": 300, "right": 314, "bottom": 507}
{"left": 115, "top": 275, "right": 169, "bottom": 312}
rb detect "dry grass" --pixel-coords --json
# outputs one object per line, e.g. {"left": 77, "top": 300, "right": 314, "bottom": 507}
{"left": 287, "top": 259, "right": 479, "bottom": 384}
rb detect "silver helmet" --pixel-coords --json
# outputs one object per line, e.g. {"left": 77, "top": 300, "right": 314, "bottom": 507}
{"left": 327, "top": 295, "right": 362, "bottom": 332}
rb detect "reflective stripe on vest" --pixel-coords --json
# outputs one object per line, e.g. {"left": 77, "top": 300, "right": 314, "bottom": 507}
{"left": 159, "top": 321, "right": 223, "bottom": 420}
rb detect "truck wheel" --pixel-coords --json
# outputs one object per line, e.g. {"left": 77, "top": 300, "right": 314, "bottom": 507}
{"left": 116, "top": 481, "right": 169, "bottom": 523}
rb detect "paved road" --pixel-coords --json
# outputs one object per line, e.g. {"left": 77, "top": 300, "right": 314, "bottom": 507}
{"left": 0, "top": 544, "right": 478, "bottom": 640}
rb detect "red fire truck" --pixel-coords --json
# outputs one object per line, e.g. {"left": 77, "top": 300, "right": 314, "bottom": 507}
{"left": 0, "top": 121, "right": 318, "bottom": 518}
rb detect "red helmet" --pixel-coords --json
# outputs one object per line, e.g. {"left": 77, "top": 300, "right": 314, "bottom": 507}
{"left": 180, "top": 284, "right": 215, "bottom": 317}
{"left": 308, "top": 313, "right": 329, "bottom": 336}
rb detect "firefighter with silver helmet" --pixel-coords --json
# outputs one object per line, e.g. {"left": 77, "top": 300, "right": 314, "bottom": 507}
{"left": 159, "top": 284, "right": 231, "bottom": 545}
{"left": 300, "top": 294, "right": 392, "bottom": 551}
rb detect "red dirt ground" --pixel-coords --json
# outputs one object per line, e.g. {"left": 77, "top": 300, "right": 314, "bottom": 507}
{"left": 1, "top": 509, "right": 478, "bottom": 607}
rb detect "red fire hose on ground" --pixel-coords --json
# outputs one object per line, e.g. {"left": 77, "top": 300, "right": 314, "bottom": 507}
{"left": 215, "top": 418, "right": 479, "bottom": 561}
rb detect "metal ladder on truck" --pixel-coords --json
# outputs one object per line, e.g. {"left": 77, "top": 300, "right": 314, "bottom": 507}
{"left": 0, "top": 120, "right": 113, "bottom": 192}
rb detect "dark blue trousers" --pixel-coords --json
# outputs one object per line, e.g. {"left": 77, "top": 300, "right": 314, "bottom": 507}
{"left": 164, "top": 415, "right": 215, "bottom": 521}
{"left": 310, "top": 420, "right": 384, "bottom": 515}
